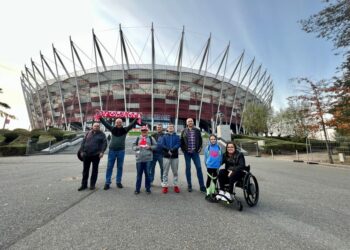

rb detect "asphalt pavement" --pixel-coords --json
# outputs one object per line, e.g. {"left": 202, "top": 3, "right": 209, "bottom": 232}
{"left": 0, "top": 152, "right": 349, "bottom": 250}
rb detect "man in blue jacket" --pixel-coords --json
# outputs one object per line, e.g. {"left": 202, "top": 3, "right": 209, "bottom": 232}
{"left": 160, "top": 123, "right": 181, "bottom": 193}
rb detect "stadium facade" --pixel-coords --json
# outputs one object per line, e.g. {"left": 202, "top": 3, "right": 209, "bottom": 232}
{"left": 20, "top": 25, "right": 273, "bottom": 132}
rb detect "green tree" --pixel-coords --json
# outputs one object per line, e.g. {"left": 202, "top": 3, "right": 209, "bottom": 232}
{"left": 0, "top": 88, "right": 15, "bottom": 119}
{"left": 242, "top": 103, "right": 269, "bottom": 135}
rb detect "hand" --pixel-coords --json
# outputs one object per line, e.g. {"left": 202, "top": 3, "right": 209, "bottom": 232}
{"left": 80, "top": 152, "right": 84, "bottom": 158}
{"left": 168, "top": 150, "right": 172, "bottom": 156}
{"left": 99, "top": 152, "right": 104, "bottom": 158}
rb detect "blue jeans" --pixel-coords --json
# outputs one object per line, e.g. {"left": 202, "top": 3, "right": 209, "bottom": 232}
{"left": 105, "top": 149, "right": 125, "bottom": 185}
{"left": 149, "top": 153, "right": 164, "bottom": 183}
{"left": 184, "top": 151, "right": 205, "bottom": 189}
{"left": 135, "top": 161, "right": 151, "bottom": 192}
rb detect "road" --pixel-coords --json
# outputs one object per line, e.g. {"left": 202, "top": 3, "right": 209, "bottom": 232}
{"left": 0, "top": 154, "right": 349, "bottom": 250}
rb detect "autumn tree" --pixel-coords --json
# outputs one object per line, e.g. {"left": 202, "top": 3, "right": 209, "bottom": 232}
{"left": 291, "top": 78, "right": 334, "bottom": 163}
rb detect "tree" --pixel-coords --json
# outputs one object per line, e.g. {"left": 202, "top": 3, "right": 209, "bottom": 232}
{"left": 327, "top": 78, "right": 350, "bottom": 135}
{"left": 242, "top": 103, "right": 269, "bottom": 135}
{"left": 0, "top": 88, "right": 15, "bottom": 119}
{"left": 290, "top": 78, "right": 334, "bottom": 163}
{"left": 300, "top": 0, "right": 350, "bottom": 72}
{"left": 300, "top": 0, "right": 350, "bottom": 136}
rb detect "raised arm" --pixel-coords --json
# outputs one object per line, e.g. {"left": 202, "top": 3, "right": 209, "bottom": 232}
{"left": 100, "top": 117, "right": 114, "bottom": 131}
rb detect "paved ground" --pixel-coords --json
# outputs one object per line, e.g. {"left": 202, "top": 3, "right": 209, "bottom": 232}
{"left": 0, "top": 154, "right": 350, "bottom": 250}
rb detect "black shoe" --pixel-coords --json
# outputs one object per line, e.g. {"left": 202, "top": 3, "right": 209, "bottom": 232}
{"left": 188, "top": 186, "right": 193, "bottom": 192}
{"left": 200, "top": 187, "right": 206, "bottom": 193}
{"left": 78, "top": 186, "right": 87, "bottom": 191}
{"left": 117, "top": 183, "right": 123, "bottom": 189}
{"left": 134, "top": 190, "right": 140, "bottom": 195}
{"left": 146, "top": 190, "right": 151, "bottom": 194}
{"left": 90, "top": 186, "right": 96, "bottom": 190}
{"left": 103, "top": 184, "right": 110, "bottom": 190}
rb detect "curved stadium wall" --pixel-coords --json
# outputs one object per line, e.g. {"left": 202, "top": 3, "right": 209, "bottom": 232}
{"left": 20, "top": 27, "right": 273, "bottom": 132}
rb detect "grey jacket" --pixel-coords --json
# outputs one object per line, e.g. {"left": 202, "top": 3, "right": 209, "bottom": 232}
{"left": 132, "top": 136, "right": 157, "bottom": 162}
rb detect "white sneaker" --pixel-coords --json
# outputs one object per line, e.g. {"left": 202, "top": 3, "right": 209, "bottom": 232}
{"left": 224, "top": 191, "right": 232, "bottom": 201}
{"left": 216, "top": 190, "right": 225, "bottom": 201}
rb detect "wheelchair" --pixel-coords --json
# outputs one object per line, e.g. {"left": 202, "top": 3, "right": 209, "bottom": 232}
{"left": 207, "top": 165, "right": 259, "bottom": 211}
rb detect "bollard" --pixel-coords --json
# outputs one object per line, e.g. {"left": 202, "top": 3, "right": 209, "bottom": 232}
{"left": 293, "top": 149, "right": 304, "bottom": 163}
{"left": 271, "top": 149, "right": 274, "bottom": 160}
{"left": 339, "top": 153, "right": 345, "bottom": 163}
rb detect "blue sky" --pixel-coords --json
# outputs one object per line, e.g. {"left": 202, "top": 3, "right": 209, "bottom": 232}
{"left": 0, "top": 0, "right": 343, "bottom": 129}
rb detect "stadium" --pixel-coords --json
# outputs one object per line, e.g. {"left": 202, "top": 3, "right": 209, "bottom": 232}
{"left": 20, "top": 24, "right": 273, "bottom": 132}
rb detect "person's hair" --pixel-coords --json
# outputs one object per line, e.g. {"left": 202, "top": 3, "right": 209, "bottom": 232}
{"left": 225, "top": 141, "right": 236, "bottom": 155}
{"left": 209, "top": 134, "right": 217, "bottom": 140}
{"left": 168, "top": 123, "right": 174, "bottom": 126}
{"left": 157, "top": 123, "right": 163, "bottom": 127}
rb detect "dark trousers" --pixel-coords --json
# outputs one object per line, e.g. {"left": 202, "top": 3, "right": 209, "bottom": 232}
{"left": 135, "top": 161, "right": 151, "bottom": 192}
{"left": 218, "top": 169, "right": 243, "bottom": 193}
{"left": 82, "top": 154, "right": 100, "bottom": 188}
{"left": 206, "top": 168, "right": 218, "bottom": 188}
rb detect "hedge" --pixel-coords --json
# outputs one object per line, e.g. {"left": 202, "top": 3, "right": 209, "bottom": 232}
{"left": 0, "top": 145, "right": 26, "bottom": 156}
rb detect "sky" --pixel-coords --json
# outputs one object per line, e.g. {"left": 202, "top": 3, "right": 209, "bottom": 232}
{"left": 0, "top": 0, "right": 343, "bottom": 130}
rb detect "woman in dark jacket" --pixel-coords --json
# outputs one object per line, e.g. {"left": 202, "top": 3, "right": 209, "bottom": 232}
{"left": 218, "top": 142, "right": 246, "bottom": 195}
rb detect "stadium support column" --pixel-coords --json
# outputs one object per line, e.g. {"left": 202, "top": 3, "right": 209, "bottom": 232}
{"left": 151, "top": 23, "right": 155, "bottom": 131}
{"left": 251, "top": 69, "right": 266, "bottom": 104}
{"left": 25, "top": 66, "right": 47, "bottom": 131}
{"left": 254, "top": 75, "right": 270, "bottom": 104}
{"left": 230, "top": 57, "right": 254, "bottom": 133}
{"left": 92, "top": 29, "right": 103, "bottom": 112}
{"left": 52, "top": 45, "right": 68, "bottom": 128}
{"left": 175, "top": 26, "right": 184, "bottom": 132}
{"left": 32, "top": 59, "right": 55, "bottom": 128}
{"left": 197, "top": 34, "right": 211, "bottom": 128}
{"left": 21, "top": 77, "right": 35, "bottom": 129}
{"left": 214, "top": 42, "right": 230, "bottom": 133}
{"left": 70, "top": 37, "right": 84, "bottom": 130}
{"left": 22, "top": 72, "right": 40, "bottom": 128}
{"left": 119, "top": 24, "right": 129, "bottom": 125}
{"left": 238, "top": 63, "right": 261, "bottom": 133}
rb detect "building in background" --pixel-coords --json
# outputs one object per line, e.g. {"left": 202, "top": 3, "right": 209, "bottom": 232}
{"left": 20, "top": 24, "right": 273, "bottom": 132}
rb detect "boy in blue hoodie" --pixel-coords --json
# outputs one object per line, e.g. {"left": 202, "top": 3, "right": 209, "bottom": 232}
{"left": 204, "top": 134, "right": 222, "bottom": 197}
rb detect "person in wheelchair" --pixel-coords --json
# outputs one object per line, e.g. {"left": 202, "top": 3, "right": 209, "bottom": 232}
{"left": 217, "top": 142, "right": 245, "bottom": 201}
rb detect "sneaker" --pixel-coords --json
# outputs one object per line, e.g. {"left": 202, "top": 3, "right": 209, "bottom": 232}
{"left": 78, "top": 186, "right": 87, "bottom": 191}
{"left": 134, "top": 190, "right": 140, "bottom": 195}
{"left": 162, "top": 187, "right": 168, "bottom": 194}
{"left": 200, "top": 186, "right": 206, "bottom": 193}
{"left": 188, "top": 186, "right": 193, "bottom": 192}
{"left": 224, "top": 191, "right": 232, "bottom": 201}
{"left": 216, "top": 190, "right": 225, "bottom": 200}
{"left": 103, "top": 184, "right": 110, "bottom": 190}
{"left": 174, "top": 186, "right": 180, "bottom": 193}
{"left": 116, "top": 183, "right": 123, "bottom": 189}
{"left": 89, "top": 186, "right": 96, "bottom": 190}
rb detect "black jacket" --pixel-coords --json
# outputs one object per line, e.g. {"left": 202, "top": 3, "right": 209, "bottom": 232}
{"left": 180, "top": 127, "right": 202, "bottom": 153}
{"left": 80, "top": 130, "right": 107, "bottom": 157}
{"left": 221, "top": 151, "right": 245, "bottom": 173}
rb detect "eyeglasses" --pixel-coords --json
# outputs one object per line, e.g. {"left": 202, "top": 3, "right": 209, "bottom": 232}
{"left": 227, "top": 147, "right": 235, "bottom": 149}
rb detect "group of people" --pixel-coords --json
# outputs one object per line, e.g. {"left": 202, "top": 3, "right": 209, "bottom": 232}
{"left": 78, "top": 117, "right": 246, "bottom": 199}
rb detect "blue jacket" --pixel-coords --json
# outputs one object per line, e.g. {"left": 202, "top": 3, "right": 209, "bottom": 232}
{"left": 204, "top": 143, "right": 222, "bottom": 169}
{"left": 160, "top": 132, "right": 180, "bottom": 158}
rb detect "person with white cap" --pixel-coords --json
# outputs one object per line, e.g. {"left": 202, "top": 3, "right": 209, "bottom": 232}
{"left": 132, "top": 125, "right": 157, "bottom": 194}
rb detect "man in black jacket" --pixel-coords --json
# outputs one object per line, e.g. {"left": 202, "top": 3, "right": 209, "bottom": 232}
{"left": 78, "top": 122, "right": 107, "bottom": 191}
{"left": 180, "top": 118, "right": 206, "bottom": 193}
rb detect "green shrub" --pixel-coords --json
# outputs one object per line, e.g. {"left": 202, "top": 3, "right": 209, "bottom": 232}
{"left": 0, "top": 129, "right": 10, "bottom": 135}
{"left": 0, "top": 145, "right": 26, "bottom": 156}
{"left": 48, "top": 128, "right": 65, "bottom": 142}
{"left": 30, "top": 129, "right": 47, "bottom": 139}
{"left": 3, "top": 131, "right": 19, "bottom": 143}
{"left": 13, "top": 128, "right": 30, "bottom": 135}
{"left": 63, "top": 133, "right": 77, "bottom": 140}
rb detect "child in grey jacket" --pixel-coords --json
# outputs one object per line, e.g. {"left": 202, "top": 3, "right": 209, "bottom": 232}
{"left": 132, "top": 126, "right": 157, "bottom": 194}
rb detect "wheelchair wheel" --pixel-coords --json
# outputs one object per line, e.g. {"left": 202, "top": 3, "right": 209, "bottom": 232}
{"left": 243, "top": 173, "right": 259, "bottom": 207}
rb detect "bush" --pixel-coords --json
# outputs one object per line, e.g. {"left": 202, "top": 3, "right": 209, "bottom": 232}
{"left": 263, "top": 142, "right": 306, "bottom": 154}
{"left": 48, "top": 128, "right": 65, "bottom": 142}
{"left": 30, "top": 129, "right": 46, "bottom": 139}
{"left": 63, "top": 133, "right": 77, "bottom": 140}
{"left": 0, "top": 145, "right": 26, "bottom": 156}
{"left": 0, "top": 129, "right": 10, "bottom": 135}
{"left": 3, "top": 131, "right": 19, "bottom": 143}
{"left": 13, "top": 128, "right": 30, "bottom": 135}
